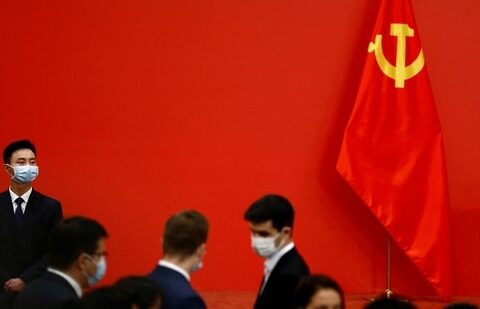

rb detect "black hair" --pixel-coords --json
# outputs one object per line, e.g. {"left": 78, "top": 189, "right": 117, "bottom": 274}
{"left": 114, "top": 276, "right": 163, "bottom": 309}
{"left": 81, "top": 287, "right": 132, "bottom": 309}
{"left": 48, "top": 216, "right": 108, "bottom": 269}
{"left": 3, "top": 139, "right": 36, "bottom": 164}
{"left": 244, "top": 194, "right": 294, "bottom": 231}
{"left": 364, "top": 297, "right": 416, "bottom": 309}
{"left": 444, "top": 303, "right": 479, "bottom": 309}
{"left": 295, "top": 274, "right": 345, "bottom": 309}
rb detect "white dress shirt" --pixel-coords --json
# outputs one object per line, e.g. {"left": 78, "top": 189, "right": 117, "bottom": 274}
{"left": 9, "top": 187, "right": 32, "bottom": 214}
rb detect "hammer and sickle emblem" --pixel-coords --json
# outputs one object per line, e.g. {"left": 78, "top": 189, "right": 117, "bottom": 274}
{"left": 368, "top": 23, "right": 425, "bottom": 88}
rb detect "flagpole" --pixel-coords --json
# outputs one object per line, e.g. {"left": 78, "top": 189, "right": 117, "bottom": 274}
{"left": 383, "top": 234, "right": 408, "bottom": 302}
{"left": 366, "top": 233, "right": 395, "bottom": 301}
{"left": 385, "top": 235, "right": 393, "bottom": 298}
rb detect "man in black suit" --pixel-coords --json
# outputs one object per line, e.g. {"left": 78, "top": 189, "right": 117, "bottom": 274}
{"left": 13, "top": 216, "right": 108, "bottom": 309}
{"left": 244, "top": 194, "right": 310, "bottom": 309}
{"left": 147, "top": 210, "right": 208, "bottom": 309}
{"left": 0, "top": 140, "right": 63, "bottom": 306}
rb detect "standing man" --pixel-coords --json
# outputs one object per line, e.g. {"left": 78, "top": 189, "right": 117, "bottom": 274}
{"left": 0, "top": 140, "right": 63, "bottom": 305}
{"left": 13, "top": 216, "right": 108, "bottom": 309}
{"left": 244, "top": 194, "right": 310, "bottom": 309}
{"left": 147, "top": 210, "right": 208, "bottom": 309}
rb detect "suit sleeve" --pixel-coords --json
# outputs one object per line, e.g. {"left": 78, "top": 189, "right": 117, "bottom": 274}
{"left": 19, "top": 201, "right": 63, "bottom": 283}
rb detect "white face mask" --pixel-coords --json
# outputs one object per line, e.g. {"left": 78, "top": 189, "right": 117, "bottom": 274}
{"left": 251, "top": 233, "right": 282, "bottom": 258}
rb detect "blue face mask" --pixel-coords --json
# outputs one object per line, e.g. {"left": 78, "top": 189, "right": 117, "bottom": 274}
{"left": 6, "top": 164, "right": 39, "bottom": 184}
{"left": 85, "top": 256, "right": 107, "bottom": 286}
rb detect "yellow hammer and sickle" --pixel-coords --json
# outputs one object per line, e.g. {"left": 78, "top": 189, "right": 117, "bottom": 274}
{"left": 368, "top": 23, "right": 424, "bottom": 88}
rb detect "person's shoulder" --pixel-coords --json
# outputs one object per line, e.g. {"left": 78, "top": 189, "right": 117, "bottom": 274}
{"left": 31, "top": 189, "right": 60, "bottom": 203}
{"left": 22, "top": 273, "right": 76, "bottom": 297}
{"left": 146, "top": 265, "right": 161, "bottom": 278}
{"left": 150, "top": 266, "right": 189, "bottom": 285}
{"left": 31, "top": 190, "right": 61, "bottom": 203}
{"left": 14, "top": 279, "right": 78, "bottom": 309}
{"left": 280, "top": 247, "right": 304, "bottom": 263}
{"left": 23, "top": 272, "right": 63, "bottom": 287}
{"left": 277, "top": 248, "right": 309, "bottom": 274}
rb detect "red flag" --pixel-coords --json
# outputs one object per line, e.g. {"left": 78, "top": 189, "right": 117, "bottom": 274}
{"left": 336, "top": 0, "right": 452, "bottom": 298}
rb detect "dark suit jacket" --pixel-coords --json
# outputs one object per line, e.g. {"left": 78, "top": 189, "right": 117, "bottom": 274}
{"left": 0, "top": 189, "right": 62, "bottom": 287}
{"left": 147, "top": 265, "right": 206, "bottom": 309}
{"left": 12, "top": 271, "right": 79, "bottom": 309}
{"left": 254, "top": 247, "right": 310, "bottom": 309}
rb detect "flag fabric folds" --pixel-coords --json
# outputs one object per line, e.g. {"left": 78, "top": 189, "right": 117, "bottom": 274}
{"left": 336, "top": 0, "right": 452, "bottom": 298}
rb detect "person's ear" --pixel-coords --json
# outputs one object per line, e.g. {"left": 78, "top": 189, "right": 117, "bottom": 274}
{"left": 76, "top": 253, "right": 91, "bottom": 271}
{"left": 196, "top": 243, "right": 207, "bottom": 257}
{"left": 282, "top": 227, "right": 292, "bottom": 238}
{"left": 4, "top": 164, "right": 14, "bottom": 177}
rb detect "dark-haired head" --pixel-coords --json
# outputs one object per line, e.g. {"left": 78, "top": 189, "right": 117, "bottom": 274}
{"left": 244, "top": 194, "right": 294, "bottom": 231}
{"left": 295, "top": 274, "right": 344, "bottom": 309}
{"left": 81, "top": 287, "right": 132, "bottom": 309}
{"left": 115, "top": 276, "right": 163, "bottom": 309}
{"left": 3, "top": 139, "right": 36, "bottom": 164}
{"left": 363, "top": 297, "right": 416, "bottom": 309}
{"left": 444, "top": 302, "right": 479, "bottom": 309}
{"left": 48, "top": 216, "right": 108, "bottom": 270}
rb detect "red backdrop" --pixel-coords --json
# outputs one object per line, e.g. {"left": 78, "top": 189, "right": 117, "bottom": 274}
{"left": 1, "top": 0, "right": 479, "bottom": 298}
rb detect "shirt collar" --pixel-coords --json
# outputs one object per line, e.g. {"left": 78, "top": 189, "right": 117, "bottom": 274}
{"left": 264, "top": 242, "right": 295, "bottom": 273}
{"left": 159, "top": 259, "right": 190, "bottom": 281}
{"left": 9, "top": 187, "right": 33, "bottom": 204}
{"left": 47, "top": 268, "right": 82, "bottom": 297}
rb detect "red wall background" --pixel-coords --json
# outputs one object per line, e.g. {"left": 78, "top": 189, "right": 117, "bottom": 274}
{"left": 1, "top": 0, "right": 479, "bottom": 299}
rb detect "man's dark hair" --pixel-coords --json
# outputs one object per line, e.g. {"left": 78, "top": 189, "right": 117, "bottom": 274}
{"left": 364, "top": 297, "right": 416, "bottom": 309}
{"left": 163, "top": 210, "right": 209, "bottom": 258}
{"left": 81, "top": 287, "right": 132, "bottom": 309}
{"left": 444, "top": 303, "right": 479, "bottom": 309}
{"left": 295, "top": 274, "right": 345, "bottom": 309}
{"left": 244, "top": 194, "right": 294, "bottom": 231}
{"left": 115, "top": 276, "right": 163, "bottom": 309}
{"left": 48, "top": 216, "right": 108, "bottom": 269}
{"left": 3, "top": 139, "right": 36, "bottom": 164}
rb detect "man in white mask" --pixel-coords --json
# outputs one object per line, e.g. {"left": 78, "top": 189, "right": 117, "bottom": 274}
{"left": 244, "top": 194, "right": 310, "bottom": 309}
{"left": 147, "top": 210, "right": 208, "bottom": 309}
{"left": 13, "top": 216, "right": 108, "bottom": 309}
{"left": 0, "top": 140, "right": 63, "bottom": 307}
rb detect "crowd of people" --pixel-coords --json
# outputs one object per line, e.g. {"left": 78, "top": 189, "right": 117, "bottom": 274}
{"left": 0, "top": 140, "right": 477, "bottom": 309}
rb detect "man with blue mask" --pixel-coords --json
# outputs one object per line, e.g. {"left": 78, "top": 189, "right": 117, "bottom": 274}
{"left": 0, "top": 139, "right": 63, "bottom": 307}
{"left": 13, "top": 216, "right": 108, "bottom": 309}
{"left": 244, "top": 194, "right": 310, "bottom": 309}
{"left": 147, "top": 210, "right": 208, "bottom": 309}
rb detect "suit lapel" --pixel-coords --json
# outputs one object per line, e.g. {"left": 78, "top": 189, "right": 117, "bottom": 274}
{"left": 257, "top": 249, "right": 293, "bottom": 300}
{"left": 267, "top": 248, "right": 295, "bottom": 279}
{"left": 23, "top": 189, "right": 40, "bottom": 226}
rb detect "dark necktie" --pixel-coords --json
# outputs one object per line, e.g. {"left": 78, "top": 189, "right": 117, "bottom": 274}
{"left": 14, "top": 197, "right": 24, "bottom": 228}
